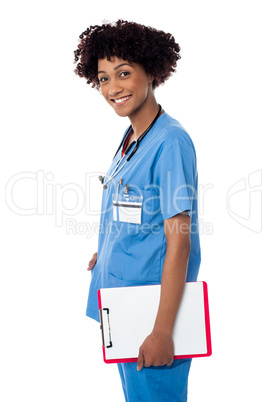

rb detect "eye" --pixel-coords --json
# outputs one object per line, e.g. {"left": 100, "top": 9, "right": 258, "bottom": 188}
{"left": 98, "top": 76, "right": 108, "bottom": 83}
{"left": 120, "top": 71, "right": 130, "bottom": 78}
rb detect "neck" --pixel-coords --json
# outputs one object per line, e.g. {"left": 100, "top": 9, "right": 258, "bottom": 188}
{"left": 128, "top": 95, "right": 161, "bottom": 139}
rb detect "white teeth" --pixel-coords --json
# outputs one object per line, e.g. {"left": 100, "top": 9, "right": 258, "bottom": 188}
{"left": 114, "top": 96, "right": 131, "bottom": 104}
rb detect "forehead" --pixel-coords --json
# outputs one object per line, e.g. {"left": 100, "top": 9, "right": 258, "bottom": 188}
{"left": 98, "top": 56, "right": 131, "bottom": 72}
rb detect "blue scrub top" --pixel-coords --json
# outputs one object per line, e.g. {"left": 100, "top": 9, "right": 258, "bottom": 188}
{"left": 86, "top": 112, "right": 201, "bottom": 322}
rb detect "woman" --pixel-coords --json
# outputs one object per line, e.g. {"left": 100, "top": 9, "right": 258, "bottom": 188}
{"left": 74, "top": 20, "right": 201, "bottom": 401}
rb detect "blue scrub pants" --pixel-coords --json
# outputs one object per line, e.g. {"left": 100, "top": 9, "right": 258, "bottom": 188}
{"left": 117, "top": 359, "right": 192, "bottom": 402}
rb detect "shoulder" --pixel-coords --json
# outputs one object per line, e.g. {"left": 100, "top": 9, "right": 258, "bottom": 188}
{"left": 155, "top": 112, "right": 196, "bottom": 157}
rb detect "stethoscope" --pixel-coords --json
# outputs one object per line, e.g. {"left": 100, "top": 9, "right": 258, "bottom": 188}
{"left": 99, "top": 104, "right": 163, "bottom": 189}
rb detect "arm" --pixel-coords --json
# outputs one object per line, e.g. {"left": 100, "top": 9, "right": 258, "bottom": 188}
{"left": 137, "top": 212, "right": 191, "bottom": 371}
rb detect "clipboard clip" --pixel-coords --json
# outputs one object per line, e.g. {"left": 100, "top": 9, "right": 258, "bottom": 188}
{"left": 99, "top": 308, "right": 113, "bottom": 348}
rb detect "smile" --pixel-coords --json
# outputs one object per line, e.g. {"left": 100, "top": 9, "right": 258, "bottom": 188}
{"left": 112, "top": 95, "right": 132, "bottom": 104}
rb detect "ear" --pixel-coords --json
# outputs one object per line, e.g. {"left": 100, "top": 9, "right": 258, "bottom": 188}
{"left": 147, "top": 74, "right": 154, "bottom": 84}
{"left": 147, "top": 74, "right": 155, "bottom": 91}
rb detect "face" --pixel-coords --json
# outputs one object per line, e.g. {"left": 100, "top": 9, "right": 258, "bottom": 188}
{"left": 97, "top": 57, "right": 154, "bottom": 118}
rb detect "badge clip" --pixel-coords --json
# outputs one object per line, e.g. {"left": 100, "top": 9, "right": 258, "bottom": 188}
{"left": 124, "top": 184, "right": 131, "bottom": 195}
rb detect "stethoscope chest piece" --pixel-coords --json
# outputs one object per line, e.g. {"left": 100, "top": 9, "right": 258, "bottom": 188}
{"left": 99, "top": 175, "right": 108, "bottom": 189}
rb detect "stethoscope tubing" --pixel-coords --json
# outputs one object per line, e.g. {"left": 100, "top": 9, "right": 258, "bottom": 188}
{"left": 103, "top": 142, "right": 136, "bottom": 188}
{"left": 102, "top": 104, "right": 162, "bottom": 188}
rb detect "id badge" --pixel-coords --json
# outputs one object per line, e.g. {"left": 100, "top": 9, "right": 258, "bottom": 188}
{"left": 112, "top": 193, "right": 143, "bottom": 224}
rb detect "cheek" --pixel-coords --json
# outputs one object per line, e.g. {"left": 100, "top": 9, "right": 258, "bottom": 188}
{"left": 135, "top": 78, "right": 150, "bottom": 96}
{"left": 100, "top": 87, "right": 108, "bottom": 98}
{"left": 129, "top": 82, "right": 148, "bottom": 98}
{"left": 137, "top": 84, "right": 149, "bottom": 100}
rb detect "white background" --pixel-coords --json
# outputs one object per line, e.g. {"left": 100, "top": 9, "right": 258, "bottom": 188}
{"left": 1, "top": 1, "right": 266, "bottom": 401}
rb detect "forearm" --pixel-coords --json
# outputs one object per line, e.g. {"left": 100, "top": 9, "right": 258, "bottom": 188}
{"left": 137, "top": 214, "right": 191, "bottom": 370}
{"left": 153, "top": 224, "right": 191, "bottom": 336}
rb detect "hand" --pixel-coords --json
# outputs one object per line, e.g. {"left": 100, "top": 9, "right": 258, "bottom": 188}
{"left": 87, "top": 252, "right": 98, "bottom": 271}
{"left": 137, "top": 330, "right": 174, "bottom": 371}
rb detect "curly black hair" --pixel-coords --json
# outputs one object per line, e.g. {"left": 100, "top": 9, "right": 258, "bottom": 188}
{"left": 73, "top": 20, "right": 181, "bottom": 90}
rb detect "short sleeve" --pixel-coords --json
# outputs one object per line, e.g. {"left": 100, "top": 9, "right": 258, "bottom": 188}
{"left": 153, "top": 137, "right": 197, "bottom": 220}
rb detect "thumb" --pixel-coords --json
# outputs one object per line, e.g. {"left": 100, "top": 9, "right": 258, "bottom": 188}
{"left": 137, "top": 348, "right": 144, "bottom": 371}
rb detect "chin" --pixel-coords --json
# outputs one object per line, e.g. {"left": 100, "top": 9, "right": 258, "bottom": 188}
{"left": 114, "top": 110, "right": 130, "bottom": 118}
{"left": 111, "top": 105, "right": 131, "bottom": 118}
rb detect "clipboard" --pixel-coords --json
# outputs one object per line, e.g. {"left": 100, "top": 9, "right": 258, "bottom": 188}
{"left": 97, "top": 281, "right": 212, "bottom": 364}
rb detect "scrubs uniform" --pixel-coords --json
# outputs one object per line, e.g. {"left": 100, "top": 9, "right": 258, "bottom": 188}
{"left": 86, "top": 112, "right": 201, "bottom": 401}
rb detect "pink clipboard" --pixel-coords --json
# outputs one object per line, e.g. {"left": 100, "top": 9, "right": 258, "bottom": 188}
{"left": 98, "top": 281, "right": 212, "bottom": 364}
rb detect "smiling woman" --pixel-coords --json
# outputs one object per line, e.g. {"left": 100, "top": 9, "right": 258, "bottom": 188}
{"left": 73, "top": 20, "right": 201, "bottom": 402}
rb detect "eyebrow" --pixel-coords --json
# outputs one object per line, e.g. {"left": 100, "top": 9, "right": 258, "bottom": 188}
{"left": 98, "top": 63, "right": 133, "bottom": 75}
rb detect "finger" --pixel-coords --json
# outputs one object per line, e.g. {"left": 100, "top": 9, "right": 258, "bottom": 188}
{"left": 87, "top": 260, "right": 94, "bottom": 270}
{"left": 137, "top": 350, "right": 144, "bottom": 371}
{"left": 87, "top": 253, "right": 97, "bottom": 270}
{"left": 87, "top": 259, "right": 95, "bottom": 268}
{"left": 166, "top": 358, "right": 174, "bottom": 367}
{"left": 143, "top": 361, "right": 152, "bottom": 368}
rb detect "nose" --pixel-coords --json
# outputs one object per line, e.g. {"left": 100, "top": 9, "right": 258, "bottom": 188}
{"left": 108, "top": 79, "right": 123, "bottom": 98}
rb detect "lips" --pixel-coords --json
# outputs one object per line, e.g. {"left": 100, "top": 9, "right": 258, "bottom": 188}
{"left": 111, "top": 95, "right": 132, "bottom": 105}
